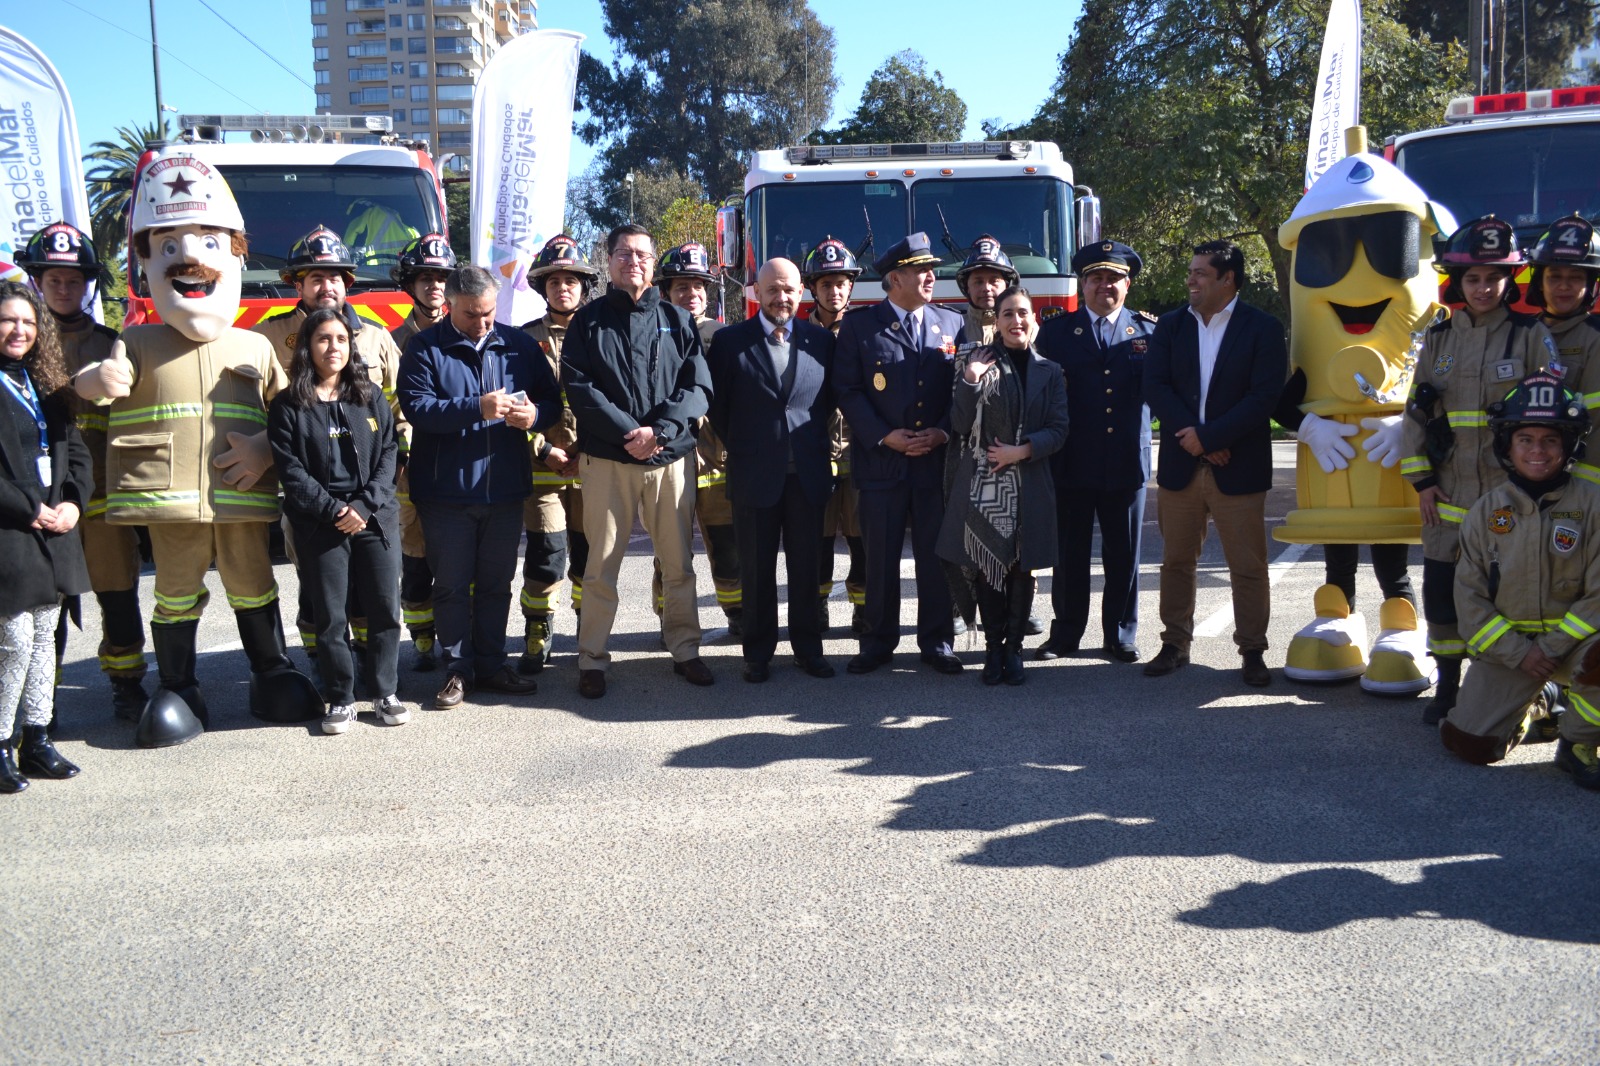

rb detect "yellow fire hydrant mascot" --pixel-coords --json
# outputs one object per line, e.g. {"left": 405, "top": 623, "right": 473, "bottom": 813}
{"left": 75, "top": 148, "right": 321, "bottom": 747}
{"left": 1275, "top": 129, "right": 1453, "bottom": 694}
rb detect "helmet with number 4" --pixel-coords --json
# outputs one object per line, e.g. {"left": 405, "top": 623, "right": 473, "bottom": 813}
{"left": 390, "top": 233, "right": 458, "bottom": 287}
{"left": 1527, "top": 215, "right": 1600, "bottom": 309}
{"left": 1439, "top": 215, "right": 1524, "bottom": 304}
{"left": 18, "top": 222, "right": 101, "bottom": 282}
{"left": 1488, "top": 370, "right": 1591, "bottom": 471}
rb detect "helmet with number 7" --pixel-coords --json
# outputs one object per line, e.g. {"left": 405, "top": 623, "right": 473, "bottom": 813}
{"left": 1526, "top": 215, "right": 1600, "bottom": 309}
{"left": 1488, "top": 370, "right": 1591, "bottom": 473}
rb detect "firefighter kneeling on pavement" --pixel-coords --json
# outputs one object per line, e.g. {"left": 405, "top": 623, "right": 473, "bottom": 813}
{"left": 516, "top": 234, "right": 598, "bottom": 672}
{"left": 1442, "top": 370, "right": 1600, "bottom": 788}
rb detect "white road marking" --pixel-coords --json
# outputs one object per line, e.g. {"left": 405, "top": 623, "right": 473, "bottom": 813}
{"left": 1193, "top": 540, "right": 1311, "bottom": 638}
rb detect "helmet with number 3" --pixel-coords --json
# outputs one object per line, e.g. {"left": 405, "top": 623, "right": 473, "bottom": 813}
{"left": 1488, "top": 370, "right": 1591, "bottom": 471}
{"left": 1439, "top": 215, "right": 1524, "bottom": 304}
{"left": 1526, "top": 215, "right": 1600, "bottom": 309}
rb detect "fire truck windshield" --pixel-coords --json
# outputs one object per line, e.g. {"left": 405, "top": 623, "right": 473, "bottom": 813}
{"left": 748, "top": 175, "right": 1070, "bottom": 281}
{"left": 211, "top": 164, "right": 444, "bottom": 292}
{"left": 1396, "top": 123, "right": 1600, "bottom": 245}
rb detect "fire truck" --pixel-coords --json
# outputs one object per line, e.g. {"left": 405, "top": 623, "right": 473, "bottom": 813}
{"left": 124, "top": 114, "right": 449, "bottom": 331}
{"left": 1387, "top": 86, "right": 1600, "bottom": 257}
{"left": 715, "top": 140, "right": 1102, "bottom": 315}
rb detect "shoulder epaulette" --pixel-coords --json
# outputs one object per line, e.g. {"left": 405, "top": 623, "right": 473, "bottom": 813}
{"left": 1135, "top": 309, "right": 1159, "bottom": 323}
{"left": 1429, "top": 316, "right": 1453, "bottom": 335}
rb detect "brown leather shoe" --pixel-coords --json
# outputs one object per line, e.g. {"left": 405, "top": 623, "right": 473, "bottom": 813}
{"left": 1143, "top": 644, "right": 1189, "bottom": 677}
{"left": 673, "top": 657, "right": 714, "bottom": 686}
{"left": 1241, "top": 650, "right": 1272, "bottom": 687}
{"left": 477, "top": 665, "right": 538, "bottom": 696}
{"left": 434, "top": 673, "right": 469, "bottom": 710}
{"left": 578, "top": 669, "right": 606, "bottom": 699}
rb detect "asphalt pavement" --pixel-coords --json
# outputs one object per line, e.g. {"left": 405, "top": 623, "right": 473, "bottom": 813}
{"left": 4, "top": 442, "right": 1599, "bottom": 1065}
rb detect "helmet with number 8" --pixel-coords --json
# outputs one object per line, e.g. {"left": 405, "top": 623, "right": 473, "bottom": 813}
{"left": 1488, "top": 370, "right": 1592, "bottom": 472}
{"left": 1526, "top": 215, "right": 1600, "bottom": 309}
{"left": 17, "top": 222, "right": 101, "bottom": 282}
{"left": 801, "top": 237, "right": 862, "bottom": 283}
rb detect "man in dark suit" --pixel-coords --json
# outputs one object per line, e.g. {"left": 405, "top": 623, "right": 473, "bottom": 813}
{"left": 835, "top": 233, "right": 968, "bottom": 675}
{"left": 1037, "top": 240, "right": 1156, "bottom": 664}
{"left": 1142, "top": 240, "right": 1288, "bottom": 687}
{"left": 708, "top": 258, "right": 837, "bottom": 682}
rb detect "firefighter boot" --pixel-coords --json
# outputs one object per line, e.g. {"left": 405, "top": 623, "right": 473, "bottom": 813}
{"left": 1555, "top": 738, "right": 1600, "bottom": 790}
{"left": 411, "top": 631, "right": 438, "bottom": 673}
{"left": 519, "top": 615, "right": 553, "bottom": 674}
{"left": 725, "top": 608, "right": 744, "bottom": 641}
{"left": 137, "top": 621, "right": 206, "bottom": 749}
{"left": 1422, "top": 655, "right": 1462, "bottom": 726}
{"left": 236, "top": 605, "right": 323, "bottom": 724}
{"left": 18, "top": 724, "right": 79, "bottom": 779}
{"left": 110, "top": 678, "right": 149, "bottom": 723}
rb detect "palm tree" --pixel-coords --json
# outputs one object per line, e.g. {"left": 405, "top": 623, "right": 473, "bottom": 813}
{"left": 83, "top": 120, "right": 170, "bottom": 263}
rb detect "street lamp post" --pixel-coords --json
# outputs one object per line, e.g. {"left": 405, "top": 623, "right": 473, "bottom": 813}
{"left": 625, "top": 171, "right": 635, "bottom": 222}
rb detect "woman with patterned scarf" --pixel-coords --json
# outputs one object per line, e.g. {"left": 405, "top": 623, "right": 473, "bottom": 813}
{"left": 937, "top": 288, "right": 1070, "bottom": 685}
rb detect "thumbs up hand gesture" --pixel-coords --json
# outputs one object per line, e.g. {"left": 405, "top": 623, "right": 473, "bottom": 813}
{"left": 77, "top": 341, "right": 133, "bottom": 400}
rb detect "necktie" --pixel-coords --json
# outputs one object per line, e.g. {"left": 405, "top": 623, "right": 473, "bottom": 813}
{"left": 1099, "top": 317, "right": 1112, "bottom": 349}
{"left": 770, "top": 326, "right": 787, "bottom": 344}
{"left": 768, "top": 326, "right": 789, "bottom": 380}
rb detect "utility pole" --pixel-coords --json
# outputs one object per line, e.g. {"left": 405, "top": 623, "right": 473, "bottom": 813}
{"left": 149, "top": 0, "right": 167, "bottom": 145}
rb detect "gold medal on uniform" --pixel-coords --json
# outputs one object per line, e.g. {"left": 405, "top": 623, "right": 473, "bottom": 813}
{"left": 873, "top": 372, "right": 887, "bottom": 391}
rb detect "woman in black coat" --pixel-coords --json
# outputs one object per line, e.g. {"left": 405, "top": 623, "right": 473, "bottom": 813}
{"left": 937, "top": 287, "right": 1070, "bottom": 686}
{"left": 268, "top": 307, "right": 403, "bottom": 735}
{"left": 0, "top": 281, "right": 92, "bottom": 792}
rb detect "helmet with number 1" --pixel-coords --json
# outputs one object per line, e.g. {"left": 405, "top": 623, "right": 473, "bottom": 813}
{"left": 281, "top": 225, "right": 358, "bottom": 284}
{"left": 1527, "top": 215, "right": 1600, "bottom": 309}
{"left": 801, "top": 237, "right": 862, "bottom": 284}
{"left": 1488, "top": 370, "right": 1591, "bottom": 471}
{"left": 1439, "top": 215, "right": 1525, "bottom": 305}
{"left": 656, "top": 242, "right": 716, "bottom": 286}
{"left": 18, "top": 222, "right": 101, "bottom": 282}
{"left": 390, "top": 233, "right": 457, "bottom": 287}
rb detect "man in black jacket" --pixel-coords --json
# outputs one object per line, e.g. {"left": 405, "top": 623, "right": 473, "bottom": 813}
{"left": 561, "top": 224, "right": 714, "bottom": 699}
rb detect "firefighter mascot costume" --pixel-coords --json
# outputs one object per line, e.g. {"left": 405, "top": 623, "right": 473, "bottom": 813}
{"left": 74, "top": 148, "right": 321, "bottom": 747}
{"left": 1274, "top": 128, "right": 1453, "bottom": 695}
{"left": 1441, "top": 370, "right": 1600, "bottom": 786}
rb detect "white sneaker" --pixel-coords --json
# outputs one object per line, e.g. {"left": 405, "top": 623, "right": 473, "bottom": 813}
{"left": 374, "top": 694, "right": 410, "bottom": 726}
{"left": 321, "top": 703, "right": 357, "bottom": 735}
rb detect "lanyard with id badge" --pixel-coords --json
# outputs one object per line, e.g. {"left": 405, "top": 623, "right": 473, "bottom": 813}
{"left": 0, "top": 369, "right": 50, "bottom": 487}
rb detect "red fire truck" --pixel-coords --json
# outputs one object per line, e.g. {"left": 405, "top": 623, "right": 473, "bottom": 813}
{"left": 124, "top": 113, "right": 448, "bottom": 331}
{"left": 715, "top": 139, "right": 1102, "bottom": 316}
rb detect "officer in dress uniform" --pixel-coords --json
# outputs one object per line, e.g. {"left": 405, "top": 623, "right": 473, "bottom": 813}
{"left": 656, "top": 243, "right": 743, "bottom": 638}
{"left": 802, "top": 236, "right": 867, "bottom": 635}
{"left": 18, "top": 223, "right": 150, "bottom": 719}
{"left": 1036, "top": 240, "right": 1156, "bottom": 662}
{"left": 389, "top": 233, "right": 456, "bottom": 671}
{"left": 835, "top": 232, "right": 967, "bottom": 674}
{"left": 517, "top": 234, "right": 599, "bottom": 673}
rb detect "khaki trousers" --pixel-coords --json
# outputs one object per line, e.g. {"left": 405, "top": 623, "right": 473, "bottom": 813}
{"left": 1156, "top": 466, "right": 1270, "bottom": 653}
{"left": 577, "top": 454, "right": 700, "bottom": 670}
{"left": 146, "top": 523, "right": 278, "bottom": 624}
{"left": 80, "top": 514, "right": 147, "bottom": 678}
{"left": 1449, "top": 636, "right": 1600, "bottom": 749}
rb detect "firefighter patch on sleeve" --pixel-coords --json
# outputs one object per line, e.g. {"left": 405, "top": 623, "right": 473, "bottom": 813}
{"left": 1491, "top": 508, "right": 1515, "bottom": 534}
{"left": 1433, "top": 350, "right": 1454, "bottom": 376}
{"left": 1554, "top": 525, "right": 1580, "bottom": 553}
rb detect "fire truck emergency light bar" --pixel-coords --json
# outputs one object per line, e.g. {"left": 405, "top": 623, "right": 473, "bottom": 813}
{"left": 1443, "top": 86, "right": 1600, "bottom": 123}
{"left": 784, "top": 141, "right": 1037, "bottom": 164}
{"left": 178, "top": 114, "right": 394, "bottom": 144}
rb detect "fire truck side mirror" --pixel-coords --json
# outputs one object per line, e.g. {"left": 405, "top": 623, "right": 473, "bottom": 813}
{"left": 1074, "top": 187, "right": 1102, "bottom": 249}
{"left": 716, "top": 205, "right": 743, "bottom": 277}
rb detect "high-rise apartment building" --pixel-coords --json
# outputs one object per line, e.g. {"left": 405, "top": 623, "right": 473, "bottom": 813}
{"left": 311, "top": 0, "right": 537, "bottom": 159}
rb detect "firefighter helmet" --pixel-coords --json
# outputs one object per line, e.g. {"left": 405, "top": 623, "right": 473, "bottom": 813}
{"left": 18, "top": 222, "right": 101, "bottom": 281}
{"left": 130, "top": 148, "right": 245, "bottom": 236}
{"left": 802, "top": 237, "right": 862, "bottom": 284}
{"left": 1488, "top": 370, "right": 1591, "bottom": 472}
{"left": 390, "top": 233, "right": 458, "bottom": 287}
{"left": 656, "top": 242, "right": 716, "bottom": 285}
{"left": 527, "top": 234, "right": 599, "bottom": 300}
{"left": 956, "top": 234, "right": 1019, "bottom": 293}
{"left": 1439, "top": 216, "right": 1524, "bottom": 304}
{"left": 1527, "top": 215, "right": 1600, "bottom": 309}
{"left": 281, "top": 225, "right": 358, "bottom": 283}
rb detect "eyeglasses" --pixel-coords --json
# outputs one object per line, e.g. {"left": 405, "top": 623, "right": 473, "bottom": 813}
{"left": 1294, "top": 211, "right": 1421, "bottom": 289}
{"left": 612, "top": 249, "right": 656, "bottom": 263}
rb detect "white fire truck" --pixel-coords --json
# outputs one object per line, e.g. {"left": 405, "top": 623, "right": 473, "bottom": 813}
{"left": 715, "top": 140, "right": 1102, "bottom": 315}
{"left": 126, "top": 113, "right": 448, "bottom": 331}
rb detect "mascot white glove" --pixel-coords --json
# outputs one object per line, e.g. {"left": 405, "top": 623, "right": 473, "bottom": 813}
{"left": 1360, "top": 414, "right": 1404, "bottom": 468}
{"left": 1295, "top": 411, "right": 1358, "bottom": 473}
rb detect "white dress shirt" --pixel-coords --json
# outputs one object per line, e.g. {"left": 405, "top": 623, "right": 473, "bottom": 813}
{"left": 1188, "top": 295, "right": 1238, "bottom": 424}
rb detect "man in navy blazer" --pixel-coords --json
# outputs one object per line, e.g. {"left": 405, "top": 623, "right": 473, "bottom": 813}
{"left": 708, "top": 258, "right": 837, "bottom": 681}
{"left": 1141, "top": 240, "right": 1288, "bottom": 687}
{"left": 834, "top": 232, "right": 967, "bottom": 674}
{"left": 1037, "top": 240, "right": 1156, "bottom": 664}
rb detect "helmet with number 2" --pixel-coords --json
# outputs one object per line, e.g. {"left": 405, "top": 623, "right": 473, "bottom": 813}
{"left": 1488, "top": 370, "right": 1591, "bottom": 471}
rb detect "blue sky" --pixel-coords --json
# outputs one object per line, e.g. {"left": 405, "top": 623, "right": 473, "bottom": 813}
{"left": 7, "top": 0, "right": 1081, "bottom": 175}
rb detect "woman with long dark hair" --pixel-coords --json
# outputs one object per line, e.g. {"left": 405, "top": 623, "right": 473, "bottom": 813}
{"left": 0, "top": 280, "right": 92, "bottom": 791}
{"left": 268, "top": 307, "right": 405, "bottom": 735}
{"left": 938, "top": 287, "right": 1069, "bottom": 685}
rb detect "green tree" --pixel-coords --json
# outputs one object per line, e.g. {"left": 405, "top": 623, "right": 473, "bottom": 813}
{"left": 444, "top": 180, "right": 471, "bottom": 258}
{"left": 82, "top": 120, "right": 170, "bottom": 263}
{"left": 576, "top": 0, "right": 838, "bottom": 228}
{"left": 819, "top": 49, "right": 968, "bottom": 144}
{"left": 1394, "top": 0, "right": 1595, "bottom": 90}
{"left": 1006, "top": 0, "right": 1468, "bottom": 321}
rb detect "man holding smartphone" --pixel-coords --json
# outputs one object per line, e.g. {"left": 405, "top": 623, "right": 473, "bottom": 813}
{"left": 398, "top": 265, "right": 561, "bottom": 708}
